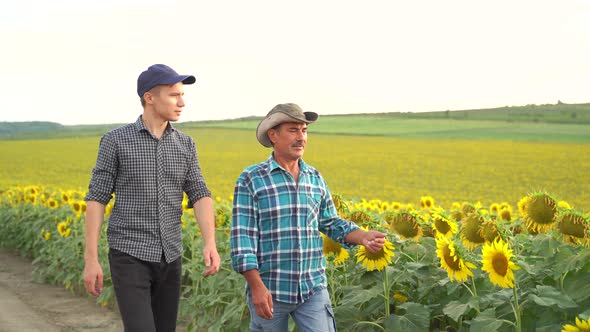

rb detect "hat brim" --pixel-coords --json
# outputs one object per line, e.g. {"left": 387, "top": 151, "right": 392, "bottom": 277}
{"left": 138, "top": 75, "right": 196, "bottom": 97}
{"left": 163, "top": 75, "right": 196, "bottom": 86}
{"left": 256, "top": 111, "right": 318, "bottom": 147}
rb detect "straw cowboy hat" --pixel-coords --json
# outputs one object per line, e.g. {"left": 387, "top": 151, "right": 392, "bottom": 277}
{"left": 256, "top": 103, "right": 319, "bottom": 147}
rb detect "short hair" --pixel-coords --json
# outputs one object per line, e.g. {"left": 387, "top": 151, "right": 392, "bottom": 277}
{"left": 139, "top": 86, "right": 162, "bottom": 108}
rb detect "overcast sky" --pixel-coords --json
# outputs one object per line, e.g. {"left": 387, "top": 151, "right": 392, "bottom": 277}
{"left": 1, "top": 0, "right": 589, "bottom": 125}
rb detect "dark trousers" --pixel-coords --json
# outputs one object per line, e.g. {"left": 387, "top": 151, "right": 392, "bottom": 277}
{"left": 108, "top": 249, "right": 182, "bottom": 332}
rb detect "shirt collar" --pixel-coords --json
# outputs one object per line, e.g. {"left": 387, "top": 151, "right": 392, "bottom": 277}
{"left": 134, "top": 115, "right": 175, "bottom": 134}
{"left": 267, "top": 153, "right": 311, "bottom": 173}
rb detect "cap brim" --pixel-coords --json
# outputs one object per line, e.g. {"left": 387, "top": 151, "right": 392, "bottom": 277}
{"left": 181, "top": 75, "right": 196, "bottom": 85}
{"left": 162, "top": 74, "right": 195, "bottom": 86}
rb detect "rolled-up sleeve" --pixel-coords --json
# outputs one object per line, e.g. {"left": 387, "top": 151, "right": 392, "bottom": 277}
{"left": 183, "top": 137, "right": 211, "bottom": 207}
{"left": 84, "top": 133, "right": 117, "bottom": 205}
{"left": 318, "top": 182, "right": 359, "bottom": 249}
{"left": 230, "top": 173, "right": 260, "bottom": 273}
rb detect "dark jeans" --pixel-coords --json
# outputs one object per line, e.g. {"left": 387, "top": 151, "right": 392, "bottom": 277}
{"left": 108, "top": 248, "right": 182, "bottom": 332}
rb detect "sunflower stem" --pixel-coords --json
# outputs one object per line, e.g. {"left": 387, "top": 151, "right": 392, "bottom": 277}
{"left": 354, "top": 321, "right": 386, "bottom": 331}
{"left": 383, "top": 268, "right": 390, "bottom": 317}
{"left": 327, "top": 266, "right": 336, "bottom": 308}
{"left": 512, "top": 285, "right": 521, "bottom": 332}
{"left": 470, "top": 276, "right": 478, "bottom": 297}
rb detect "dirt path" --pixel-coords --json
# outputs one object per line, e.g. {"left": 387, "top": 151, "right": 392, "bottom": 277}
{"left": 0, "top": 248, "right": 123, "bottom": 332}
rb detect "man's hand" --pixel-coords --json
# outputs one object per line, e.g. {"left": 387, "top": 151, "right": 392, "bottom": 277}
{"left": 361, "top": 230, "right": 387, "bottom": 253}
{"left": 251, "top": 285, "right": 274, "bottom": 320}
{"left": 202, "top": 244, "right": 221, "bottom": 276}
{"left": 83, "top": 260, "right": 103, "bottom": 297}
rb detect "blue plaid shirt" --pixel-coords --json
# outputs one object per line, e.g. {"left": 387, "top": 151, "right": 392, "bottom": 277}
{"left": 230, "top": 154, "right": 359, "bottom": 304}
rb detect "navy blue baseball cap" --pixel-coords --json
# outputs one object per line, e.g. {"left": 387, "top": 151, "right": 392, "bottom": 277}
{"left": 137, "top": 64, "right": 196, "bottom": 97}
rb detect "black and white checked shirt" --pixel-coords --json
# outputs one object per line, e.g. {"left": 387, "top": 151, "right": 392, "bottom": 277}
{"left": 85, "top": 116, "right": 211, "bottom": 263}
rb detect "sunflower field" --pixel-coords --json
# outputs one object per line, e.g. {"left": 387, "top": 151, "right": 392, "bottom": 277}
{"left": 1, "top": 185, "right": 589, "bottom": 331}
{"left": 1, "top": 118, "right": 589, "bottom": 331}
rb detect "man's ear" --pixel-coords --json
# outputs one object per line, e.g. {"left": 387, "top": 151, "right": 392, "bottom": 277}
{"left": 268, "top": 129, "right": 277, "bottom": 145}
{"left": 143, "top": 91, "right": 154, "bottom": 105}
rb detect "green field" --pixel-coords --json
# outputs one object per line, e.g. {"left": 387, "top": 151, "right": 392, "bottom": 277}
{"left": 2, "top": 104, "right": 590, "bottom": 208}
{"left": 2, "top": 102, "right": 590, "bottom": 141}
{"left": 1, "top": 126, "right": 589, "bottom": 210}
{"left": 183, "top": 116, "right": 590, "bottom": 142}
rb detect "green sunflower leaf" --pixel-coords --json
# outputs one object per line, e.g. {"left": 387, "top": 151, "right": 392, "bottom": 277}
{"left": 467, "top": 308, "right": 504, "bottom": 331}
{"left": 443, "top": 301, "right": 470, "bottom": 323}
{"left": 529, "top": 285, "right": 578, "bottom": 309}
{"left": 384, "top": 302, "right": 430, "bottom": 331}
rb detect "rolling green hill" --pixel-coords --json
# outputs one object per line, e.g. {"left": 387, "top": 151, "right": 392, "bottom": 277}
{"left": 2, "top": 102, "right": 590, "bottom": 142}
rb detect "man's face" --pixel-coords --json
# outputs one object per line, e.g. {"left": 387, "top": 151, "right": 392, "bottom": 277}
{"left": 269, "top": 122, "right": 308, "bottom": 161}
{"left": 146, "top": 82, "right": 186, "bottom": 122}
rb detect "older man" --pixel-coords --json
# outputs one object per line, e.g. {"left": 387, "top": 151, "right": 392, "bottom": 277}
{"left": 230, "top": 103, "right": 386, "bottom": 331}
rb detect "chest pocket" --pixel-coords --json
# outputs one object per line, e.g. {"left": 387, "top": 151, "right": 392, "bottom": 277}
{"left": 161, "top": 139, "right": 190, "bottom": 186}
{"left": 305, "top": 186, "right": 324, "bottom": 227}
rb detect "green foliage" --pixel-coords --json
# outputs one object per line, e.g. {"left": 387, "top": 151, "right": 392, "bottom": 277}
{"left": 0, "top": 121, "right": 65, "bottom": 136}
{"left": 1, "top": 189, "right": 590, "bottom": 331}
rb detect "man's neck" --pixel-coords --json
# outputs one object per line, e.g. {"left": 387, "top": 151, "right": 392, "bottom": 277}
{"left": 141, "top": 113, "right": 168, "bottom": 139}
{"left": 273, "top": 154, "right": 300, "bottom": 181}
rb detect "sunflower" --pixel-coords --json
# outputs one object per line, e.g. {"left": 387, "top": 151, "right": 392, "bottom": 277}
{"left": 61, "top": 191, "right": 71, "bottom": 203}
{"left": 517, "top": 196, "right": 529, "bottom": 217}
{"left": 431, "top": 209, "right": 458, "bottom": 239}
{"left": 461, "top": 202, "right": 477, "bottom": 215}
{"left": 46, "top": 198, "right": 59, "bottom": 209}
{"left": 499, "top": 207, "right": 513, "bottom": 222}
{"left": 385, "top": 211, "right": 423, "bottom": 240}
{"left": 489, "top": 203, "right": 500, "bottom": 214}
{"left": 57, "top": 221, "right": 71, "bottom": 238}
{"left": 420, "top": 196, "right": 435, "bottom": 209}
{"left": 25, "top": 186, "right": 39, "bottom": 196}
{"left": 391, "top": 202, "right": 402, "bottom": 211}
{"left": 215, "top": 208, "right": 229, "bottom": 228}
{"left": 380, "top": 201, "right": 391, "bottom": 212}
{"left": 481, "top": 219, "right": 501, "bottom": 243}
{"left": 450, "top": 209, "right": 464, "bottom": 222}
{"left": 321, "top": 232, "right": 350, "bottom": 265}
{"left": 558, "top": 200, "right": 572, "bottom": 210}
{"left": 460, "top": 212, "right": 486, "bottom": 249}
{"left": 523, "top": 192, "right": 558, "bottom": 233}
{"left": 105, "top": 203, "right": 114, "bottom": 216}
{"left": 348, "top": 211, "right": 374, "bottom": 228}
{"left": 481, "top": 238, "right": 519, "bottom": 288}
{"left": 557, "top": 211, "right": 590, "bottom": 246}
{"left": 562, "top": 317, "right": 590, "bottom": 332}
{"left": 71, "top": 201, "right": 82, "bottom": 214}
{"left": 435, "top": 236, "right": 476, "bottom": 283}
{"left": 44, "top": 231, "right": 51, "bottom": 241}
{"left": 421, "top": 223, "right": 436, "bottom": 238}
{"left": 393, "top": 293, "right": 408, "bottom": 303}
{"left": 355, "top": 230, "right": 395, "bottom": 271}
{"left": 25, "top": 194, "right": 38, "bottom": 205}
{"left": 182, "top": 195, "right": 191, "bottom": 211}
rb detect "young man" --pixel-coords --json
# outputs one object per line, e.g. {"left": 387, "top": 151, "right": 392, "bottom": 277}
{"left": 230, "top": 103, "right": 386, "bottom": 331}
{"left": 83, "top": 64, "right": 220, "bottom": 332}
